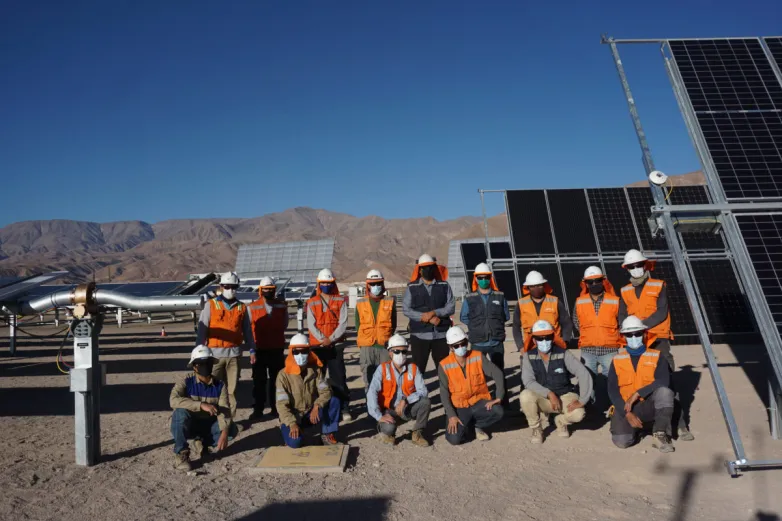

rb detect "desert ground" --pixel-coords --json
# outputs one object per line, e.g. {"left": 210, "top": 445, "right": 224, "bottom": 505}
{"left": 1, "top": 307, "right": 781, "bottom": 521}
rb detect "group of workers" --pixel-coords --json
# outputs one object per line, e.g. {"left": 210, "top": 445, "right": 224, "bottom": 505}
{"left": 169, "top": 249, "right": 694, "bottom": 471}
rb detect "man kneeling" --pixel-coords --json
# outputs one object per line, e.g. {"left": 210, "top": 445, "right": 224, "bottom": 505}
{"left": 367, "top": 334, "right": 431, "bottom": 447}
{"left": 521, "top": 320, "right": 592, "bottom": 444}
{"left": 170, "top": 345, "right": 238, "bottom": 471}
{"left": 440, "top": 326, "right": 505, "bottom": 445}
{"left": 276, "top": 333, "right": 341, "bottom": 448}
{"left": 607, "top": 316, "right": 675, "bottom": 453}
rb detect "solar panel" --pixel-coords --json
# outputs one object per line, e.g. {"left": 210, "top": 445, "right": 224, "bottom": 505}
{"left": 765, "top": 37, "right": 782, "bottom": 69}
{"left": 0, "top": 272, "right": 69, "bottom": 303}
{"left": 558, "top": 263, "right": 597, "bottom": 314}
{"left": 516, "top": 263, "right": 564, "bottom": 302}
{"left": 546, "top": 189, "right": 598, "bottom": 254}
{"left": 460, "top": 243, "right": 487, "bottom": 270}
{"left": 668, "top": 186, "right": 726, "bottom": 251}
{"left": 466, "top": 270, "right": 519, "bottom": 301}
{"left": 626, "top": 187, "right": 667, "bottom": 251}
{"left": 736, "top": 214, "right": 782, "bottom": 334}
{"left": 588, "top": 188, "right": 642, "bottom": 253}
{"left": 235, "top": 239, "right": 335, "bottom": 281}
{"left": 669, "top": 39, "right": 782, "bottom": 199}
{"left": 489, "top": 242, "right": 513, "bottom": 259}
{"left": 506, "top": 190, "right": 555, "bottom": 256}
{"left": 690, "top": 259, "right": 755, "bottom": 334}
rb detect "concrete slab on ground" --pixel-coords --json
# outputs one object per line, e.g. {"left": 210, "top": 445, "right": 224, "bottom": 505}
{"left": 249, "top": 445, "right": 349, "bottom": 474}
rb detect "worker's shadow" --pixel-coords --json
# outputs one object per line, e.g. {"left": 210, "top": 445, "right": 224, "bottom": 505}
{"left": 673, "top": 364, "right": 701, "bottom": 439}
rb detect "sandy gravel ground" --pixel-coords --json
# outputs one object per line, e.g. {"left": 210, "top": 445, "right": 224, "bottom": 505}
{"left": 1, "top": 313, "right": 781, "bottom": 521}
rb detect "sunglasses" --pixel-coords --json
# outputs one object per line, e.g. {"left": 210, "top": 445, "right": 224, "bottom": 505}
{"left": 451, "top": 340, "right": 469, "bottom": 349}
{"left": 626, "top": 262, "right": 645, "bottom": 270}
{"left": 476, "top": 275, "right": 491, "bottom": 281}
{"left": 389, "top": 349, "right": 407, "bottom": 355}
{"left": 368, "top": 282, "right": 383, "bottom": 287}
{"left": 586, "top": 278, "right": 604, "bottom": 285}
{"left": 222, "top": 284, "right": 239, "bottom": 290}
{"left": 292, "top": 348, "right": 309, "bottom": 355}
{"left": 624, "top": 332, "right": 644, "bottom": 338}
{"left": 534, "top": 335, "right": 554, "bottom": 342}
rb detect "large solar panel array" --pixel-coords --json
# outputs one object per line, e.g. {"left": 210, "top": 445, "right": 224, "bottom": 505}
{"left": 669, "top": 39, "right": 782, "bottom": 200}
{"left": 504, "top": 186, "right": 753, "bottom": 343}
{"left": 234, "top": 239, "right": 335, "bottom": 281}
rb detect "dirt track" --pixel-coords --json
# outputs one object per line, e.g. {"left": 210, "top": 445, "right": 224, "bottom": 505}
{"left": 1, "top": 316, "right": 781, "bottom": 521}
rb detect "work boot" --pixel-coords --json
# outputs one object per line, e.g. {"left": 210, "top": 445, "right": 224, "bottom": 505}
{"left": 678, "top": 428, "right": 695, "bottom": 441}
{"left": 378, "top": 433, "right": 395, "bottom": 445}
{"left": 173, "top": 450, "right": 193, "bottom": 471}
{"left": 554, "top": 416, "right": 570, "bottom": 438}
{"left": 321, "top": 433, "right": 339, "bottom": 446}
{"left": 475, "top": 428, "right": 491, "bottom": 442}
{"left": 411, "top": 430, "right": 430, "bottom": 447}
{"left": 191, "top": 439, "right": 203, "bottom": 460}
{"left": 653, "top": 431, "right": 675, "bottom": 453}
{"left": 530, "top": 427, "right": 544, "bottom": 445}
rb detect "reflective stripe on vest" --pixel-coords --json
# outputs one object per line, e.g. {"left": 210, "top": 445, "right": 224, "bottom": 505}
{"left": 440, "top": 351, "right": 492, "bottom": 408}
{"left": 356, "top": 297, "right": 395, "bottom": 347}
{"left": 612, "top": 348, "right": 660, "bottom": 402}
{"left": 520, "top": 295, "right": 563, "bottom": 352}
{"left": 377, "top": 361, "right": 418, "bottom": 409}
{"left": 207, "top": 299, "right": 246, "bottom": 348}
{"left": 620, "top": 279, "right": 673, "bottom": 341}
{"left": 575, "top": 294, "right": 622, "bottom": 348}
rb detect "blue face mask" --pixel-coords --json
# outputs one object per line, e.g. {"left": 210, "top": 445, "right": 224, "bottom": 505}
{"left": 625, "top": 335, "right": 646, "bottom": 354}
{"left": 319, "top": 283, "right": 334, "bottom": 294}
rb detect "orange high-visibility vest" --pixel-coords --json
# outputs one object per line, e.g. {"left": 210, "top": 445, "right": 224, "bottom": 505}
{"left": 248, "top": 298, "right": 288, "bottom": 349}
{"left": 307, "top": 295, "right": 346, "bottom": 346}
{"left": 612, "top": 348, "right": 661, "bottom": 402}
{"left": 576, "top": 294, "right": 622, "bottom": 348}
{"left": 620, "top": 278, "right": 673, "bottom": 345}
{"left": 519, "top": 295, "right": 565, "bottom": 352}
{"left": 377, "top": 361, "right": 419, "bottom": 409}
{"left": 206, "top": 299, "right": 247, "bottom": 348}
{"left": 356, "top": 297, "right": 395, "bottom": 347}
{"left": 440, "top": 351, "right": 492, "bottom": 408}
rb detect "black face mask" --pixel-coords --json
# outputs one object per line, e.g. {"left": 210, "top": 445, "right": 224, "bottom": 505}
{"left": 194, "top": 361, "right": 214, "bottom": 377}
{"left": 262, "top": 291, "right": 275, "bottom": 300}
{"left": 588, "top": 284, "right": 604, "bottom": 295}
{"left": 529, "top": 287, "right": 545, "bottom": 299}
{"left": 420, "top": 266, "right": 436, "bottom": 280}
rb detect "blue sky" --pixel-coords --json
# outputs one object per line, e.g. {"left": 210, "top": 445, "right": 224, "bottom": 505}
{"left": 1, "top": 1, "right": 780, "bottom": 226}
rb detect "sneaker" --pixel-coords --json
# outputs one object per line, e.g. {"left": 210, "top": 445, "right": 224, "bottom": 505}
{"left": 530, "top": 427, "right": 544, "bottom": 445}
{"left": 411, "top": 430, "right": 430, "bottom": 447}
{"left": 321, "top": 433, "right": 339, "bottom": 446}
{"left": 173, "top": 450, "right": 192, "bottom": 471}
{"left": 555, "top": 416, "right": 570, "bottom": 438}
{"left": 653, "top": 431, "right": 675, "bottom": 453}
{"left": 341, "top": 409, "right": 353, "bottom": 422}
{"left": 475, "top": 428, "right": 491, "bottom": 442}
{"left": 378, "top": 433, "right": 395, "bottom": 445}
{"left": 678, "top": 428, "right": 695, "bottom": 441}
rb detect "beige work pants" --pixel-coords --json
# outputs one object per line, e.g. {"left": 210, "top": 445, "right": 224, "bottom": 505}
{"left": 212, "top": 356, "right": 240, "bottom": 418}
{"left": 520, "top": 390, "right": 585, "bottom": 429}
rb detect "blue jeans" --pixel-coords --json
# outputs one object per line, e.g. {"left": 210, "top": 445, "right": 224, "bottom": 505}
{"left": 580, "top": 351, "right": 617, "bottom": 405}
{"left": 280, "top": 397, "right": 341, "bottom": 448}
{"left": 170, "top": 408, "right": 237, "bottom": 454}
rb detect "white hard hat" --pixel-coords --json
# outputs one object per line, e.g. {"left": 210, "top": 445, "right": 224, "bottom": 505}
{"left": 366, "top": 269, "right": 384, "bottom": 282}
{"left": 188, "top": 345, "right": 216, "bottom": 368}
{"left": 531, "top": 320, "right": 554, "bottom": 336}
{"left": 474, "top": 262, "right": 492, "bottom": 275}
{"left": 259, "top": 276, "right": 275, "bottom": 289}
{"left": 620, "top": 315, "right": 648, "bottom": 334}
{"left": 387, "top": 334, "right": 408, "bottom": 350}
{"left": 446, "top": 325, "right": 468, "bottom": 345}
{"left": 317, "top": 268, "right": 335, "bottom": 282}
{"left": 417, "top": 254, "right": 436, "bottom": 266}
{"left": 583, "top": 266, "right": 604, "bottom": 280}
{"left": 220, "top": 272, "right": 240, "bottom": 285}
{"left": 622, "top": 249, "right": 648, "bottom": 268}
{"left": 289, "top": 333, "right": 310, "bottom": 348}
{"left": 523, "top": 270, "right": 547, "bottom": 286}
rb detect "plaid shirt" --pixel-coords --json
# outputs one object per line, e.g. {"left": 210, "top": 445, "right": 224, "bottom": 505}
{"left": 573, "top": 293, "right": 618, "bottom": 355}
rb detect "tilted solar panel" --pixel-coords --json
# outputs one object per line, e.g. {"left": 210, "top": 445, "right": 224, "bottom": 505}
{"left": 546, "top": 189, "right": 598, "bottom": 254}
{"left": 515, "top": 263, "right": 563, "bottom": 303}
{"left": 460, "top": 243, "right": 487, "bottom": 271}
{"left": 765, "top": 37, "right": 782, "bottom": 70}
{"left": 690, "top": 259, "right": 755, "bottom": 334}
{"left": 506, "top": 190, "right": 556, "bottom": 256}
{"left": 587, "top": 188, "right": 641, "bottom": 253}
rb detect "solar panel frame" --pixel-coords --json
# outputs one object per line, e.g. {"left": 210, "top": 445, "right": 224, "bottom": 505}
{"left": 506, "top": 190, "right": 556, "bottom": 256}
{"left": 460, "top": 243, "right": 488, "bottom": 271}
{"left": 765, "top": 37, "right": 782, "bottom": 70}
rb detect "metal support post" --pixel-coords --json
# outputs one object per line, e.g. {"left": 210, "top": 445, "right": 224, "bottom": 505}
{"left": 116, "top": 308, "right": 122, "bottom": 328}
{"left": 297, "top": 301, "right": 305, "bottom": 333}
{"left": 9, "top": 313, "right": 17, "bottom": 355}
{"left": 769, "top": 380, "right": 781, "bottom": 440}
{"left": 54, "top": 308, "right": 60, "bottom": 327}
{"left": 70, "top": 314, "right": 104, "bottom": 466}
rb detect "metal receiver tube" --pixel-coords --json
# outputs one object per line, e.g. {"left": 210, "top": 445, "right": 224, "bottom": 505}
{"left": 92, "top": 290, "right": 205, "bottom": 312}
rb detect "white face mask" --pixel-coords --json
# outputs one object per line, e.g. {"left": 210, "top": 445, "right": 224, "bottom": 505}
{"left": 536, "top": 339, "right": 553, "bottom": 353}
{"left": 626, "top": 335, "right": 645, "bottom": 350}
{"left": 293, "top": 353, "right": 309, "bottom": 366}
{"left": 453, "top": 346, "right": 470, "bottom": 357}
{"left": 222, "top": 289, "right": 236, "bottom": 300}
{"left": 629, "top": 267, "right": 645, "bottom": 279}
{"left": 392, "top": 352, "right": 407, "bottom": 366}
{"left": 370, "top": 285, "right": 383, "bottom": 297}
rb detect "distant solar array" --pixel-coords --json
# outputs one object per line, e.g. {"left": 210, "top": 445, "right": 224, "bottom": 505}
{"left": 234, "top": 239, "right": 335, "bottom": 282}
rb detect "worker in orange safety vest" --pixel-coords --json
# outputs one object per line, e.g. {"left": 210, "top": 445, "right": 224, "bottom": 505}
{"left": 355, "top": 269, "right": 397, "bottom": 394}
{"left": 512, "top": 270, "right": 573, "bottom": 352}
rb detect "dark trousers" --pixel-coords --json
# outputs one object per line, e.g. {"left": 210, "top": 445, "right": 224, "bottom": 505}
{"left": 170, "top": 408, "right": 238, "bottom": 454}
{"left": 445, "top": 400, "right": 504, "bottom": 445}
{"left": 252, "top": 349, "right": 285, "bottom": 415}
{"left": 410, "top": 336, "right": 450, "bottom": 374}
{"left": 312, "top": 345, "right": 350, "bottom": 411}
{"left": 649, "top": 338, "right": 688, "bottom": 431}
{"left": 377, "top": 397, "right": 432, "bottom": 436}
{"left": 280, "top": 397, "right": 341, "bottom": 448}
{"left": 486, "top": 351, "right": 510, "bottom": 407}
{"left": 611, "top": 387, "right": 674, "bottom": 448}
